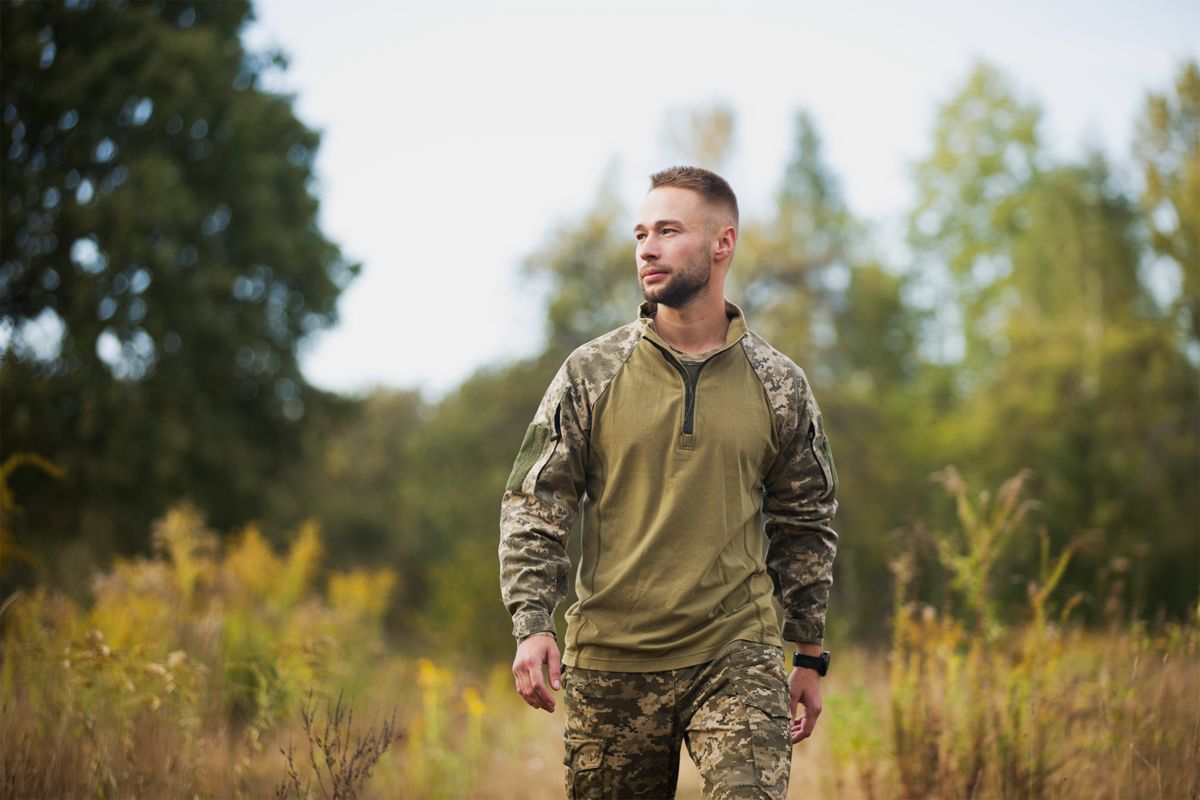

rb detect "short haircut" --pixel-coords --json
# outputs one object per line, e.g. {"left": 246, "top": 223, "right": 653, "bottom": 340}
{"left": 648, "top": 166, "right": 739, "bottom": 229}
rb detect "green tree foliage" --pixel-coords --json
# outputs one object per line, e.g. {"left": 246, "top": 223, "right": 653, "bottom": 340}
{"left": 408, "top": 357, "right": 560, "bottom": 658}
{"left": 908, "top": 60, "right": 1043, "bottom": 370}
{"left": 909, "top": 67, "right": 1199, "bottom": 620}
{"left": 735, "top": 111, "right": 856, "bottom": 362}
{"left": 1134, "top": 60, "right": 1200, "bottom": 348}
{"left": 263, "top": 389, "right": 426, "bottom": 569}
{"left": 0, "top": 1, "right": 357, "bottom": 570}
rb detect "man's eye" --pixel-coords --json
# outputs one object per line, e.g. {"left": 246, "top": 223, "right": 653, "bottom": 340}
{"left": 662, "top": 228, "right": 677, "bottom": 234}
{"left": 635, "top": 233, "right": 646, "bottom": 241}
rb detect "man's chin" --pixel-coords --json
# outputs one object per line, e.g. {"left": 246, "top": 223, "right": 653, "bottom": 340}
{"left": 642, "top": 288, "right": 675, "bottom": 307}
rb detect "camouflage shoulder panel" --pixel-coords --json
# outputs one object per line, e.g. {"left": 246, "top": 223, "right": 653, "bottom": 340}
{"left": 739, "top": 331, "right": 812, "bottom": 448}
{"left": 558, "top": 319, "right": 645, "bottom": 432}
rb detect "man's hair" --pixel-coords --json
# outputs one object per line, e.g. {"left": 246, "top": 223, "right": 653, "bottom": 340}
{"left": 648, "top": 166, "right": 739, "bottom": 229}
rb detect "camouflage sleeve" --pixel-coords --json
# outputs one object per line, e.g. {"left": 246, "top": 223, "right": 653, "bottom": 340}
{"left": 761, "top": 367, "right": 839, "bottom": 645}
{"left": 498, "top": 359, "right": 589, "bottom": 642}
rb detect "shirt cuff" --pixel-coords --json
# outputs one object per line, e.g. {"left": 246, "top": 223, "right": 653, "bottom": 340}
{"left": 782, "top": 617, "right": 824, "bottom": 645}
{"left": 512, "top": 610, "right": 556, "bottom": 641}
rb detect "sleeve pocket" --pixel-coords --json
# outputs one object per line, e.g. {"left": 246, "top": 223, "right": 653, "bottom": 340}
{"left": 808, "top": 422, "right": 838, "bottom": 499}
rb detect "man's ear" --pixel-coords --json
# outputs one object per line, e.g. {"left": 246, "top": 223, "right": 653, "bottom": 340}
{"left": 713, "top": 224, "right": 737, "bottom": 264}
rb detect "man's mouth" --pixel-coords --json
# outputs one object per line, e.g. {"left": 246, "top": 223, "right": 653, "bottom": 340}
{"left": 641, "top": 269, "right": 668, "bottom": 283}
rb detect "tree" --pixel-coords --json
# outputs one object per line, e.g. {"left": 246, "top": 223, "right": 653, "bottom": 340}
{"left": 931, "top": 153, "right": 1199, "bottom": 620}
{"left": 907, "top": 61, "right": 1043, "bottom": 371}
{"left": 734, "top": 111, "right": 856, "bottom": 364}
{"left": 1134, "top": 60, "right": 1200, "bottom": 349}
{"left": 0, "top": 1, "right": 357, "bottom": 571}
{"left": 262, "top": 388, "right": 426, "bottom": 568}
{"left": 408, "top": 356, "right": 560, "bottom": 657}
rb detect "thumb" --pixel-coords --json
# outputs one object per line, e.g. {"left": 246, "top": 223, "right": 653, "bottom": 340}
{"left": 547, "top": 642, "right": 562, "bottom": 690}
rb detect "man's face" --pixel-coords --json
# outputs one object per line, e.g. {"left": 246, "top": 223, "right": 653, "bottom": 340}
{"left": 633, "top": 187, "right": 718, "bottom": 308}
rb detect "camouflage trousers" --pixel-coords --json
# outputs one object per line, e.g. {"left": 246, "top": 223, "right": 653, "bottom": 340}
{"left": 562, "top": 640, "right": 791, "bottom": 799}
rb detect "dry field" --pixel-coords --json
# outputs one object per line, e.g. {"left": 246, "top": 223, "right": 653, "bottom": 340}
{"left": 2, "top": 498, "right": 1197, "bottom": 798}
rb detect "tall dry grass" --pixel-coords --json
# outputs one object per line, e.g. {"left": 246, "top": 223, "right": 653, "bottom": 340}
{"left": 876, "top": 468, "right": 1197, "bottom": 800}
{"left": 0, "top": 497, "right": 540, "bottom": 798}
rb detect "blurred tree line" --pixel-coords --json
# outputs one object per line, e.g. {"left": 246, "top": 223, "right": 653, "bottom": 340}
{"left": 2, "top": 1, "right": 1196, "bottom": 659}
{"left": 1, "top": 0, "right": 359, "bottom": 583}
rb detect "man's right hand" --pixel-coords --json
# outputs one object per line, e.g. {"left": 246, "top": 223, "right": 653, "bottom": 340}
{"left": 512, "top": 632, "right": 561, "bottom": 713}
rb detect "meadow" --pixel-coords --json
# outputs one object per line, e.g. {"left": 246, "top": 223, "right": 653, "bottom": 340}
{"left": 2, "top": 469, "right": 1195, "bottom": 799}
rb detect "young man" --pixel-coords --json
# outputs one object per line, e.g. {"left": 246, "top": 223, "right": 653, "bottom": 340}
{"left": 499, "top": 166, "right": 838, "bottom": 798}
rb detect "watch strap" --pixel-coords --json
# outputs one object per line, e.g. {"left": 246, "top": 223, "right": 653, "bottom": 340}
{"left": 792, "top": 650, "right": 831, "bottom": 676}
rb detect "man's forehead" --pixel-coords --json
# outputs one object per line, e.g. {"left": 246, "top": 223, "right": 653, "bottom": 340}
{"left": 635, "top": 186, "right": 708, "bottom": 225}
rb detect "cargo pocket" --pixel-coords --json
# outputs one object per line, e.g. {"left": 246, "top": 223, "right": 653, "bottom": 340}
{"left": 563, "top": 737, "right": 607, "bottom": 800}
{"left": 742, "top": 694, "right": 791, "bottom": 793}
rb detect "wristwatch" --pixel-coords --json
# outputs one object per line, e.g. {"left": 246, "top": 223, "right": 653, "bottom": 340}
{"left": 793, "top": 650, "right": 831, "bottom": 676}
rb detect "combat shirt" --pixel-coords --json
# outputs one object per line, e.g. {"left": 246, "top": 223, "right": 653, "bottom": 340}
{"left": 499, "top": 301, "right": 838, "bottom": 671}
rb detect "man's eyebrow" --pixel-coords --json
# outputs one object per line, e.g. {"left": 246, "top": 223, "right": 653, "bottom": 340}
{"left": 633, "top": 218, "right": 686, "bottom": 233}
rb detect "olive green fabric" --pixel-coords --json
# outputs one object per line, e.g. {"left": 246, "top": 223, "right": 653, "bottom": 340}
{"left": 565, "top": 308, "right": 783, "bottom": 671}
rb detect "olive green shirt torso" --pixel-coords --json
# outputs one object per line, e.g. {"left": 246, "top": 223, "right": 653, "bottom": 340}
{"left": 564, "top": 313, "right": 784, "bottom": 671}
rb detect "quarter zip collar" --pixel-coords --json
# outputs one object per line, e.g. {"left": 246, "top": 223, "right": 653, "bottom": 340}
{"left": 637, "top": 300, "right": 749, "bottom": 361}
{"left": 636, "top": 300, "right": 750, "bottom": 450}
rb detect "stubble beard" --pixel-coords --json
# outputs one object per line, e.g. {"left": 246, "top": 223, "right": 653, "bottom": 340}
{"left": 641, "top": 251, "right": 713, "bottom": 309}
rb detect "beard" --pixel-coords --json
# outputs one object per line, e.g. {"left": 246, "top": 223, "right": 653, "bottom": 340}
{"left": 641, "top": 250, "right": 712, "bottom": 308}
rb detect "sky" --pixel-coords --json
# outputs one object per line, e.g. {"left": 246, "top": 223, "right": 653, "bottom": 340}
{"left": 243, "top": 0, "right": 1199, "bottom": 398}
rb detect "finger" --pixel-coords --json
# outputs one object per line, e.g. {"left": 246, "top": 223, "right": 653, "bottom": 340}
{"left": 527, "top": 684, "right": 551, "bottom": 711}
{"left": 800, "top": 712, "right": 817, "bottom": 740}
{"left": 547, "top": 649, "right": 562, "bottom": 691}
{"left": 532, "top": 682, "right": 556, "bottom": 712}
{"left": 525, "top": 662, "right": 555, "bottom": 710}
{"left": 515, "top": 665, "right": 544, "bottom": 710}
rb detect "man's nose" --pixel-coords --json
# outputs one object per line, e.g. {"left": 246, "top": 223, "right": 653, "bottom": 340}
{"left": 638, "top": 237, "right": 659, "bottom": 261}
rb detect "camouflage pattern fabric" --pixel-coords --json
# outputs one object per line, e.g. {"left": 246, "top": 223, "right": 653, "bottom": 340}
{"left": 562, "top": 640, "right": 791, "bottom": 799}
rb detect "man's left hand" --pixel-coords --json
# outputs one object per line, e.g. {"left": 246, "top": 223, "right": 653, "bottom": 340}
{"left": 788, "top": 664, "right": 822, "bottom": 744}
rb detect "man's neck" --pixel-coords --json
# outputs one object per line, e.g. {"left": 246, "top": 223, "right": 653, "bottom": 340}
{"left": 653, "top": 294, "right": 731, "bottom": 357}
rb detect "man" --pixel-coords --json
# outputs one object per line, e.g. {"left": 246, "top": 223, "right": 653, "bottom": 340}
{"left": 499, "top": 166, "right": 838, "bottom": 799}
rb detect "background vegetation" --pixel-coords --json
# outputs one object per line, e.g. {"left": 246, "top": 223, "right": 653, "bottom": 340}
{"left": 1, "top": 1, "right": 1196, "bottom": 797}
